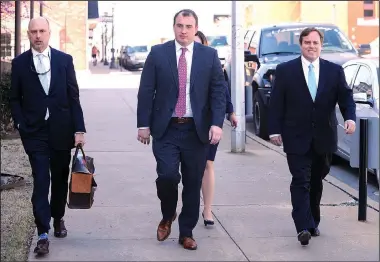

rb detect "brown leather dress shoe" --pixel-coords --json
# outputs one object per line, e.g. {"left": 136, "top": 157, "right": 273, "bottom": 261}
{"left": 54, "top": 219, "right": 68, "bottom": 238}
{"left": 34, "top": 238, "right": 49, "bottom": 255}
{"left": 157, "top": 212, "right": 177, "bottom": 241}
{"left": 178, "top": 236, "right": 197, "bottom": 250}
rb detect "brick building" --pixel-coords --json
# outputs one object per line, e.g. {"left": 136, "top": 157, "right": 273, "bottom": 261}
{"left": 245, "top": 1, "right": 379, "bottom": 48}
{"left": 0, "top": 1, "right": 99, "bottom": 70}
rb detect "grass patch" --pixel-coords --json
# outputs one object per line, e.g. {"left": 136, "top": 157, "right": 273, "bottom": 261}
{"left": 1, "top": 138, "right": 35, "bottom": 262}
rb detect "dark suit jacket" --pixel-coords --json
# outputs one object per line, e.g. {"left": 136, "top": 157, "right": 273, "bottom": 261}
{"left": 137, "top": 40, "right": 226, "bottom": 144}
{"left": 268, "top": 57, "right": 356, "bottom": 155}
{"left": 225, "top": 83, "right": 234, "bottom": 115}
{"left": 10, "top": 47, "right": 86, "bottom": 150}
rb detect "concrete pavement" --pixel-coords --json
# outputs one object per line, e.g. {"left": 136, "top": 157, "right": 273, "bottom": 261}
{"left": 27, "top": 78, "right": 379, "bottom": 260}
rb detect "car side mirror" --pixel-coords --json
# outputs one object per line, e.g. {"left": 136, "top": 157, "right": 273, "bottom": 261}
{"left": 358, "top": 44, "right": 371, "bottom": 56}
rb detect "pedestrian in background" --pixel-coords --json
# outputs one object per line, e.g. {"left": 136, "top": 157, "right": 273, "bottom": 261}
{"left": 194, "top": 30, "right": 238, "bottom": 226}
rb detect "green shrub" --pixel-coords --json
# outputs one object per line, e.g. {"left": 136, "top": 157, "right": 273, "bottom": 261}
{"left": 0, "top": 71, "right": 14, "bottom": 134}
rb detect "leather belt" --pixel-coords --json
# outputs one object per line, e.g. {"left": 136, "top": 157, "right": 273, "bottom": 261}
{"left": 171, "top": 117, "right": 193, "bottom": 124}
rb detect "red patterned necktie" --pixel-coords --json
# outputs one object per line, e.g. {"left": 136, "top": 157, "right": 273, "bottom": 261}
{"left": 175, "top": 47, "right": 187, "bottom": 117}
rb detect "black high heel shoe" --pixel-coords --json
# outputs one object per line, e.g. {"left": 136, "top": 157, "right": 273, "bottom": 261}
{"left": 202, "top": 212, "right": 214, "bottom": 226}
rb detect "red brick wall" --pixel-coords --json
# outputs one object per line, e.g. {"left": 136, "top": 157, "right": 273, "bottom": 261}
{"left": 347, "top": 1, "right": 379, "bottom": 47}
{"left": 45, "top": 1, "right": 88, "bottom": 70}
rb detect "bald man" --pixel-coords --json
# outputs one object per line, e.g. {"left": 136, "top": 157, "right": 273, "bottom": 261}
{"left": 10, "top": 17, "right": 86, "bottom": 255}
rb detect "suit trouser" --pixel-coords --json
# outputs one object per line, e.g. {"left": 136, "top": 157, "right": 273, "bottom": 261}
{"left": 286, "top": 143, "right": 332, "bottom": 233}
{"left": 21, "top": 121, "right": 71, "bottom": 235}
{"left": 152, "top": 120, "right": 208, "bottom": 237}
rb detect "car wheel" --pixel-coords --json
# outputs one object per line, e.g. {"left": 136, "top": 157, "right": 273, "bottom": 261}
{"left": 253, "top": 91, "right": 269, "bottom": 140}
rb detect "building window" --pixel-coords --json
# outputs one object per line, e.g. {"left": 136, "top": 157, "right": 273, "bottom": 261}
{"left": 363, "top": 0, "right": 374, "bottom": 19}
{"left": 364, "top": 9, "right": 374, "bottom": 17}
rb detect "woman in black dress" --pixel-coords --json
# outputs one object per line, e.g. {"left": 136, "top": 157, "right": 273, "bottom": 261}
{"left": 194, "top": 31, "right": 238, "bottom": 226}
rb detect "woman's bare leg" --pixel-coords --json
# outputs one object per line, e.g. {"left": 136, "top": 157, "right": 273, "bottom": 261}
{"left": 202, "top": 160, "right": 215, "bottom": 221}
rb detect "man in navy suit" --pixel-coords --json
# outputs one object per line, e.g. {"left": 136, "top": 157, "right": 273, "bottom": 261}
{"left": 10, "top": 17, "right": 86, "bottom": 255}
{"left": 137, "top": 9, "right": 226, "bottom": 250}
{"left": 268, "top": 27, "right": 356, "bottom": 246}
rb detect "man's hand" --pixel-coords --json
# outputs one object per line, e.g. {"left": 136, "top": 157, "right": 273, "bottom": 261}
{"left": 344, "top": 120, "right": 356, "bottom": 135}
{"left": 75, "top": 133, "right": 85, "bottom": 146}
{"left": 209, "top": 125, "right": 223, "bottom": 145}
{"left": 137, "top": 128, "right": 151, "bottom": 145}
{"left": 270, "top": 134, "right": 282, "bottom": 146}
{"left": 229, "top": 113, "right": 238, "bottom": 129}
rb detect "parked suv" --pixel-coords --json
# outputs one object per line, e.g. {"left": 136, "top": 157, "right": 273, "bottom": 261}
{"left": 223, "top": 23, "right": 371, "bottom": 139}
{"left": 120, "top": 45, "right": 149, "bottom": 70}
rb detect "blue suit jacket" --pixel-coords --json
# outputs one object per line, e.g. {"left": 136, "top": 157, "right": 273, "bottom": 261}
{"left": 137, "top": 40, "right": 226, "bottom": 144}
{"left": 268, "top": 57, "right": 356, "bottom": 154}
{"left": 10, "top": 47, "right": 86, "bottom": 150}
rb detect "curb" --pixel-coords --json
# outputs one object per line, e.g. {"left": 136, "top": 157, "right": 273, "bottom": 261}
{"left": 224, "top": 121, "right": 379, "bottom": 212}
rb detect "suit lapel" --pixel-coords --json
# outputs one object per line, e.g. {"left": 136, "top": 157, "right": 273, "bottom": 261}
{"left": 296, "top": 57, "right": 314, "bottom": 102}
{"left": 166, "top": 41, "right": 179, "bottom": 88}
{"left": 190, "top": 42, "right": 200, "bottom": 91}
{"left": 49, "top": 47, "right": 58, "bottom": 95}
{"left": 28, "top": 50, "right": 46, "bottom": 94}
{"left": 315, "top": 59, "right": 327, "bottom": 102}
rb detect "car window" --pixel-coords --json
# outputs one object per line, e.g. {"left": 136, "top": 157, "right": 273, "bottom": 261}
{"left": 132, "top": 46, "right": 148, "bottom": 52}
{"left": 249, "top": 31, "right": 259, "bottom": 54}
{"left": 244, "top": 30, "right": 254, "bottom": 49}
{"left": 207, "top": 36, "right": 228, "bottom": 47}
{"left": 353, "top": 65, "right": 372, "bottom": 97}
{"left": 343, "top": 64, "right": 358, "bottom": 87}
{"left": 259, "top": 26, "right": 355, "bottom": 56}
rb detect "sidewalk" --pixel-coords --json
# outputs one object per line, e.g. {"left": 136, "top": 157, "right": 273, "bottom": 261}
{"left": 28, "top": 88, "right": 379, "bottom": 261}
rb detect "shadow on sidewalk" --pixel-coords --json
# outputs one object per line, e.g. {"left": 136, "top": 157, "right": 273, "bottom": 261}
{"left": 88, "top": 62, "right": 142, "bottom": 75}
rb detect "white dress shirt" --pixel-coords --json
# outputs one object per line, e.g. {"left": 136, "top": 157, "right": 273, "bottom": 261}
{"left": 172, "top": 40, "right": 194, "bottom": 117}
{"left": 269, "top": 55, "right": 354, "bottom": 139}
{"left": 31, "top": 47, "right": 51, "bottom": 120}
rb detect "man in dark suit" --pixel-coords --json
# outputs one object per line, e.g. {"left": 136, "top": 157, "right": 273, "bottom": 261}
{"left": 10, "top": 17, "right": 86, "bottom": 255}
{"left": 268, "top": 27, "right": 356, "bottom": 246}
{"left": 137, "top": 9, "right": 226, "bottom": 250}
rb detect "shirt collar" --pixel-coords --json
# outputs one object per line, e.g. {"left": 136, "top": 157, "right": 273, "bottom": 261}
{"left": 174, "top": 40, "right": 194, "bottom": 54}
{"left": 31, "top": 46, "right": 51, "bottom": 58}
{"left": 301, "top": 55, "right": 319, "bottom": 68}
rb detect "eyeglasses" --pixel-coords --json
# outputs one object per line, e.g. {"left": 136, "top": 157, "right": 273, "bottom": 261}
{"left": 30, "top": 53, "right": 51, "bottom": 75}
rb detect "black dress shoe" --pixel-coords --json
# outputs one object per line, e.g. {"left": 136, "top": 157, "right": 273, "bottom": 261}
{"left": 34, "top": 238, "right": 49, "bottom": 255}
{"left": 297, "top": 230, "right": 311, "bottom": 246}
{"left": 202, "top": 213, "right": 214, "bottom": 226}
{"left": 54, "top": 219, "right": 68, "bottom": 238}
{"left": 310, "top": 227, "right": 320, "bottom": 237}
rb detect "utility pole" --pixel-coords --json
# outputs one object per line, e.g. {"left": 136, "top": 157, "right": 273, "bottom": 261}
{"left": 231, "top": 1, "right": 246, "bottom": 153}
{"left": 15, "top": 0, "right": 21, "bottom": 57}
{"left": 30, "top": 0, "right": 34, "bottom": 19}
{"left": 39, "top": 1, "right": 43, "bottom": 16}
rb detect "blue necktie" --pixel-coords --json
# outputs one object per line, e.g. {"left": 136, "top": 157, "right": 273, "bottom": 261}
{"left": 308, "top": 64, "right": 317, "bottom": 101}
